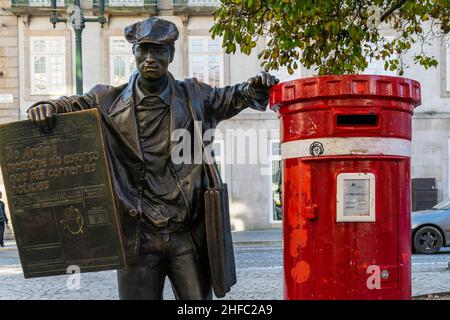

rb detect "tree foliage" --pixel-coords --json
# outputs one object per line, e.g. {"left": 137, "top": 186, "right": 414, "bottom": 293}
{"left": 210, "top": 0, "right": 450, "bottom": 75}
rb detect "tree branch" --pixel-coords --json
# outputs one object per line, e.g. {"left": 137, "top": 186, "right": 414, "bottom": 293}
{"left": 381, "top": 0, "right": 407, "bottom": 21}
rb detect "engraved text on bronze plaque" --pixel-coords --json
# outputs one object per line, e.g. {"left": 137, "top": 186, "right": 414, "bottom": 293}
{"left": 0, "top": 109, "right": 126, "bottom": 278}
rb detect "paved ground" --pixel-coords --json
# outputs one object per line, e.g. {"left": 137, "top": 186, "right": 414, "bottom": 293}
{"left": 0, "top": 229, "right": 449, "bottom": 300}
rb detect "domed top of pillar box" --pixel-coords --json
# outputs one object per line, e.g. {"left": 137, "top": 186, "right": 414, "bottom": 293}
{"left": 269, "top": 75, "right": 422, "bottom": 142}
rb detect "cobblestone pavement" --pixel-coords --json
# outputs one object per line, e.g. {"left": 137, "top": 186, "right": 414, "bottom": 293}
{"left": 411, "top": 249, "right": 450, "bottom": 297}
{"left": 0, "top": 241, "right": 448, "bottom": 300}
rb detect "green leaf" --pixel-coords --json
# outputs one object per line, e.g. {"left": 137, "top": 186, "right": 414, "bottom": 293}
{"left": 210, "top": 0, "right": 445, "bottom": 75}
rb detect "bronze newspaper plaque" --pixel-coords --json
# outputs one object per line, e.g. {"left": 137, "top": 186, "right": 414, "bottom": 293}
{"left": 0, "top": 109, "right": 126, "bottom": 278}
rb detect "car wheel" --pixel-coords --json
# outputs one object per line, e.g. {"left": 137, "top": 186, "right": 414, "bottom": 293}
{"left": 413, "top": 226, "right": 444, "bottom": 254}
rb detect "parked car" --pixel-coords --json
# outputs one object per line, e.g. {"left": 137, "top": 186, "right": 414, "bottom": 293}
{"left": 411, "top": 198, "right": 450, "bottom": 253}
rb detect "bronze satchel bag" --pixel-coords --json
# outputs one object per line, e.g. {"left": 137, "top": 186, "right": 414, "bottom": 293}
{"left": 183, "top": 79, "right": 237, "bottom": 298}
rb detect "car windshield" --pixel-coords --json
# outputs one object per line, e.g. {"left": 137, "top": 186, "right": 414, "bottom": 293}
{"left": 432, "top": 198, "right": 450, "bottom": 210}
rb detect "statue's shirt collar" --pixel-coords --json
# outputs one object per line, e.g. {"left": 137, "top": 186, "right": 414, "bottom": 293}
{"left": 134, "top": 75, "right": 172, "bottom": 106}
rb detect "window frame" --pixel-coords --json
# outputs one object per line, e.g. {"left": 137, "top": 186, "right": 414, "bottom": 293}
{"left": 188, "top": 35, "right": 224, "bottom": 87}
{"left": 109, "top": 36, "right": 136, "bottom": 86}
{"left": 29, "top": 36, "right": 67, "bottom": 96}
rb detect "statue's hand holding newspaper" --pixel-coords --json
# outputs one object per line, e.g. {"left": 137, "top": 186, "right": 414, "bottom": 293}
{"left": 27, "top": 103, "right": 56, "bottom": 134}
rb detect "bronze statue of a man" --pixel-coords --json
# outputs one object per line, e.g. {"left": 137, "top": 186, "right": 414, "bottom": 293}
{"left": 27, "top": 17, "right": 278, "bottom": 300}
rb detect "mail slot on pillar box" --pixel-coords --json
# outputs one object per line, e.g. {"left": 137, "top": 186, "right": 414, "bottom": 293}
{"left": 270, "top": 75, "right": 421, "bottom": 300}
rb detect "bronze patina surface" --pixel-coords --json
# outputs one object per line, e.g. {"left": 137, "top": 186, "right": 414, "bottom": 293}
{"left": 0, "top": 109, "right": 126, "bottom": 278}
{"left": 25, "top": 17, "right": 278, "bottom": 300}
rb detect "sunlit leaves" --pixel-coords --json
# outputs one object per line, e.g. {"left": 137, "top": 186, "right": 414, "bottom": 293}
{"left": 211, "top": 0, "right": 450, "bottom": 75}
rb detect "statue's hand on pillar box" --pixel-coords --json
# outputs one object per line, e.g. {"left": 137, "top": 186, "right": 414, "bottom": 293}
{"left": 247, "top": 71, "right": 280, "bottom": 97}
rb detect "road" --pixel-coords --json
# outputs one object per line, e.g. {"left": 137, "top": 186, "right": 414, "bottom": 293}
{"left": 0, "top": 242, "right": 449, "bottom": 299}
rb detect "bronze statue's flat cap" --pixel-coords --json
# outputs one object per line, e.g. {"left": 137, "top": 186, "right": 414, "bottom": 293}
{"left": 124, "top": 17, "right": 179, "bottom": 45}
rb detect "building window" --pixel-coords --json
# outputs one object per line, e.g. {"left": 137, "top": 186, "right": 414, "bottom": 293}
{"left": 270, "top": 140, "right": 282, "bottom": 222}
{"left": 188, "top": 36, "right": 224, "bottom": 87}
{"left": 30, "top": 37, "right": 66, "bottom": 95}
{"left": 110, "top": 37, "right": 136, "bottom": 86}
{"left": 213, "top": 140, "right": 226, "bottom": 183}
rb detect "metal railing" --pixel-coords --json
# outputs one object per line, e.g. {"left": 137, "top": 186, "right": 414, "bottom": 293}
{"left": 108, "top": 0, "right": 144, "bottom": 6}
{"left": 187, "top": 0, "right": 220, "bottom": 5}
{"left": 92, "top": 0, "right": 156, "bottom": 7}
{"left": 29, "top": 0, "right": 64, "bottom": 5}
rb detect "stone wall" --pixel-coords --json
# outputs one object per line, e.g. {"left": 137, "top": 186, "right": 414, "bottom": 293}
{"left": 0, "top": 0, "right": 18, "bottom": 239}
{"left": 0, "top": 1, "right": 19, "bottom": 124}
{"left": 412, "top": 115, "right": 450, "bottom": 202}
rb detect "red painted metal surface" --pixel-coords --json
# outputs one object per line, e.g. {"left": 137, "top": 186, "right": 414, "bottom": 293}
{"left": 270, "top": 75, "right": 421, "bottom": 300}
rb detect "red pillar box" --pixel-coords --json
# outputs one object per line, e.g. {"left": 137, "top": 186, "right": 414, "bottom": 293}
{"left": 270, "top": 75, "right": 421, "bottom": 300}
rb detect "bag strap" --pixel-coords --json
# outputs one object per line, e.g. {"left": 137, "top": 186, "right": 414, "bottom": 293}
{"left": 182, "top": 79, "right": 223, "bottom": 189}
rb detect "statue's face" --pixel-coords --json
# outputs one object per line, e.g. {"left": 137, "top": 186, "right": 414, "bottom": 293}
{"left": 134, "top": 43, "right": 172, "bottom": 80}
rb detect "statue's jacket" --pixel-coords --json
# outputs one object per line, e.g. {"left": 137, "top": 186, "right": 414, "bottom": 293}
{"left": 31, "top": 71, "right": 269, "bottom": 290}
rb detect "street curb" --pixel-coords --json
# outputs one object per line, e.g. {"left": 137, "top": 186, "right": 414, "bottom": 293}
{"left": 233, "top": 241, "right": 282, "bottom": 247}
{"left": 413, "top": 291, "right": 450, "bottom": 300}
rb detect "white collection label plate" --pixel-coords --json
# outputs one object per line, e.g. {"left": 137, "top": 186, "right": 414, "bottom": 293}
{"left": 337, "top": 172, "right": 375, "bottom": 222}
